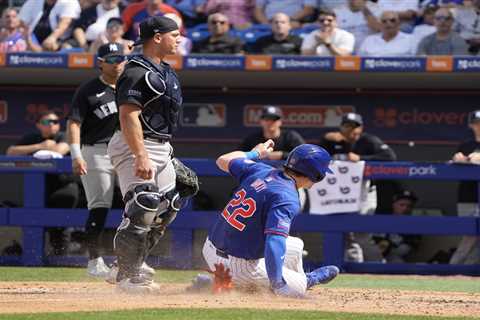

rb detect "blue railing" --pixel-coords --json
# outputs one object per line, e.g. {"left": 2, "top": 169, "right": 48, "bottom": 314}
{"left": 0, "top": 156, "right": 479, "bottom": 275}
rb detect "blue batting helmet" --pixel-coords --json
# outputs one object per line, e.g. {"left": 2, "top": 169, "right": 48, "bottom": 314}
{"left": 284, "top": 144, "right": 333, "bottom": 183}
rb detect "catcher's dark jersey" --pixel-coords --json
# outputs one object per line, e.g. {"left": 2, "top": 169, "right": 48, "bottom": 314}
{"left": 240, "top": 130, "right": 305, "bottom": 160}
{"left": 69, "top": 77, "right": 118, "bottom": 145}
{"left": 116, "top": 55, "right": 182, "bottom": 140}
{"left": 457, "top": 139, "right": 480, "bottom": 202}
{"left": 318, "top": 132, "right": 396, "bottom": 161}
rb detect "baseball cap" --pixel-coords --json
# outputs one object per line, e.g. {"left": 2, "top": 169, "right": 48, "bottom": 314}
{"left": 106, "top": 17, "right": 123, "bottom": 28}
{"left": 97, "top": 42, "right": 124, "bottom": 58}
{"left": 393, "top": 190, "right": 418, "bottom": 203}
{"left": 261, "top": 105, "right": 283, "bottom": 120}
{"left": 341, "top": 112, "right": 363, "bottom": 127}
{"left": 468, "top": 110, "right": 480, "bottom": 124}
{"left": 132, "top": 16, "right": 179, "bottom": 46}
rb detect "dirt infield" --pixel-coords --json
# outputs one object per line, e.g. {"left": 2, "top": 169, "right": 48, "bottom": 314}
{"left": 1, "top": 281, "right": 480, "bottom": 317}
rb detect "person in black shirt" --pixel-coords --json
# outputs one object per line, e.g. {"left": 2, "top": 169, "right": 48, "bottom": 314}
{"left": 66, "top": 43, "right": 126, "bottom": 278}
{"left": 192, "top": 13, "right": 244, "bottom": 54}
{"left": 107, "top": 16, "right": 193, "bottom": 293}
{"left": 318, "top": 112, "right": 396, "bottom": 261}
{"left": 449, "top": 110, "right": 480, "bottom": 265}
{"left": 240, "top": 105, "right": 305, "bottom": 160}
{"left": 249, "top": 12, "right": 302, "bottom": 55}
{"left": 6, "top": 110, "right": 79, "bottom": 255}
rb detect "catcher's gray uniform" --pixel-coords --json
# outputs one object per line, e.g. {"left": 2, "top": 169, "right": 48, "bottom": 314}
{"left": 109, "top": 54, "right": 194, "bottom": 282}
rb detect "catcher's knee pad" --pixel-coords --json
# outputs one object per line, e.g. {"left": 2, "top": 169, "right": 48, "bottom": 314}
{"left": 123, "top": 183, "right": 163, "bottom": 230}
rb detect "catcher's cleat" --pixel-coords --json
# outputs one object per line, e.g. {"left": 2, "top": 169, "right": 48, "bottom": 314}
{"left": 87, "top": 257, "right": 111, "bottom": 278}
{"left": 105, "top": 261, "right": 155, "bottom": 284}
{"left": 117, "top": 276, "right": 160, "bottom": 294}
{"left": 306, "top": 265, "right": 340, "bottom": 289}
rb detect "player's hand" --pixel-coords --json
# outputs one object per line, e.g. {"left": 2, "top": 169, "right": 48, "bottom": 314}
{"left": 72, "top": 157, "right": 88, "bottom": 176}
{"left": 39, "top": 139, "right": 57, "bottom": 151}
{"left": 272, "top": 282, "right": 304, "bottom": 299}
{"left": 347, "top": 152, "right": 360, "bottom": 162}
{"left": 468, "top": 152, "right": 480, "bottom": 164}
{"left": 253, "top": 139, "right": 275, "bottom": 159}
{"left": 453, "top": 152, "right": 468, "bottom": 163}
{"left": 134, "top": 154, "right": 154, "bottom": 180}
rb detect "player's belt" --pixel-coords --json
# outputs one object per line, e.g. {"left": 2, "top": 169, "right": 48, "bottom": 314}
{"left": 216, "top": 249, "right": 229, "bottom": 259}
{"left": 144, "top": 136, "right": 171, "bottom": 144}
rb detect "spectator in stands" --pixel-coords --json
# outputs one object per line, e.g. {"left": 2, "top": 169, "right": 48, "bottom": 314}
{"left": 318, "top": 0, "right": 348, "bottom": 11}
{"left": 334, "top": 0, "right": 382, "bottom": 53}
{"left": 411, "top": 4, "right": 438, "bottom": 51}
{"left": 417, "top": 7, "right": 469, "bottom": 55}
{"left": 449, "top": 110, "right": 480, "bottom": 265}
{"left": 453, "top": 0, "right": 480, "bottom": 54}
{"left": 164, "top": 0, "right": 206, "bottom": 28}
{"left": 202, "top": 0, "right": 255, "bottom": 30}
{"left": 0, "top": 7, "right": 42, "bottom": 52}
{"left": 6, "top": 110, "right": 80, "bottom": 255}
{"left": 254, "top": 0, "right": 317, "bottom": 28}
{"left": 318, "top": 112, "right": 397, "bottom": 261}
{"left": 249, "top": 12, "right": 302, "bottom": 54}
{"left": 301, "top": 9, "right": 355, "bottom": 56}
{"left": 19, "top": 0, "right": 81, "bottom": 51}
{"left": 373, "top": 190, "right": 422, "bottom": 263}
{"left": 122, "top": 0, "right": 181, "bottom": 41}
{"left": 191, "top": 12, "right": 243, "bottom": 54}
{"left": 163, "top": 12, "right": 192, "bottom": 55}
{"left": 65, "top": 0, "right": 123, "bottom": 51}
{"left": 376, "top": 0, "right": 418, "bottom": 32}
{"left": 89, "top": 17, "right": 134, "bottom": 54}
{"left": 240, "top": 105, "right": 305, "bottom": 160}
{"left": 358, "top": 11, "right": 415, "bottom": 56}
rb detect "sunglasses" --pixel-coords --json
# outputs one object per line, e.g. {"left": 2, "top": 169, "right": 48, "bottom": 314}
{"left": 102, "top": 55, "right": 126, "bottom": 64}
{"left": 434, "top": 15, "right": 453, "bottom": 21}
{"left": 39, "top": 119, "right": 59, "bottom": 126}
{"left": 381, "top": 18, "right": 399, "bottom": 24}
{"left": 210, "top": 20, "right": 227, "bottom": 25}
{"left": 319, "top": 18, "right": 334, "bottom": 23}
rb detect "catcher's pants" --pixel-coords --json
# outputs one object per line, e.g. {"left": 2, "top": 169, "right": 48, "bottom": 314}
{"left": 107, "top": 131, "right": 176, "bottom": 197}
{"left": 80, "top": 143, "right": 116, "bottom": 209}
{"left": 450, "top": 203, "right": 480, "bottom": 264}
{"left": 202, "top": 237, "right": 307, "bottom": 295}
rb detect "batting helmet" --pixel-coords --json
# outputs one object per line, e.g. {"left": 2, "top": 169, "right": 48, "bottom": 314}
{"left": 284, "top": 144, "right": 333, "bottom": 183}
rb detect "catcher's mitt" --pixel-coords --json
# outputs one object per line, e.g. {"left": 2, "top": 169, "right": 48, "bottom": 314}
{"left": 210, "top": 263, "right": 233, "bottom": 294}
{"left": 172, "top": 157, "right": 199, "bottom": 198}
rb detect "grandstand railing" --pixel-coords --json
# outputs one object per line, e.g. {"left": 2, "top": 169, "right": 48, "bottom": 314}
{"left": 0, "top": 156, "right": 479, "bottom": 275}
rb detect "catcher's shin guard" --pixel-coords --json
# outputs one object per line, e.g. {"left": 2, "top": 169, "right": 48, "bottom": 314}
{"left": 114, "top": 184, "right": 162, "bottom": 281}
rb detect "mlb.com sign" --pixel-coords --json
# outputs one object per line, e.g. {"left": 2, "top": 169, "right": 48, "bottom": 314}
{"left": 364, "top": 164, "right": 437, "bottom": 178}
{"left": 243, "top": 105, "right": 354, "bottom": 128}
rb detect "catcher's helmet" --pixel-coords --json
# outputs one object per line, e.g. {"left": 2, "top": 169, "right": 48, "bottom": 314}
{"left": 284, "top": 144, "right": 333, "bottom": 183}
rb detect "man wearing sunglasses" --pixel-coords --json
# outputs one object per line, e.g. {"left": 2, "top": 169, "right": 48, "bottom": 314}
{"left": 417, "top": 7, "right": 468, "bottom": 55}
{"left": 66, "top": 43, "right": 127, "bottom": 279}
{"left": 301, "top": 9, "right": 355, "bottom": 56}
{"left": 107, "top": 16, "right": 198, "bottom": 294}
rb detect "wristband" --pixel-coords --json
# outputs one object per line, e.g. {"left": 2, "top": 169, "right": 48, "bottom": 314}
{"left": 245, "top": 150, "right": 260, "bottom": 160}
{"left": 70, "top": 143, "right": 83, "bottom": 159}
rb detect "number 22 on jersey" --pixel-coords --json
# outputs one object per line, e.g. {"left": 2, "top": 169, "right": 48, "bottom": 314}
{"left": 222, "top": 189, "right": 257, "bottom": 231}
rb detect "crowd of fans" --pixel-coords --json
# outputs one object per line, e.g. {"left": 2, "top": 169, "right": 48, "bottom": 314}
{"left": 1, "top": 0, "right": 479, "bottom": 55}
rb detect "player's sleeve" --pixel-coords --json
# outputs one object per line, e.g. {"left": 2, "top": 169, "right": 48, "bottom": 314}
{"left": 265, "top": 197, "right": 300, "bottom": 237}
{"left": 360, "top": 135, "right": 397, "bottom": 161}
{"left": 228, "top": 158, "right": 271, "bottom": 183}
{"left": 116, "top": 67, "right": 156, "bottom": 108}
{"left": 68, "top": 83, "right": 88, "bottom": 123}
{"left": 264, "top": 233, "right": 287, "bottom": 286}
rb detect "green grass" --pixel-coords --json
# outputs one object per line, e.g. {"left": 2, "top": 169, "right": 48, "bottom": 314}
{"left": 0, "top": 309, "right": 477, "bottom": 320}
{"left": 1, "top": 267, "right": 479, "bottom": 293}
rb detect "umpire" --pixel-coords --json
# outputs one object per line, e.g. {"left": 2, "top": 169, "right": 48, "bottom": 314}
{"left": 67, "top": 43, "right": 127, "bottom": 278}
{"left": 107, "top": 16, "right": 194, "bottom": 294}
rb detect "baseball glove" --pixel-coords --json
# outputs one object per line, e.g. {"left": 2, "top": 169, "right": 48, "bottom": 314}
{"left": 211, "top": 263, "right": 233, "bottom": 294}
{"left": 173, "top": 157, "right": 199, "bottom": 198}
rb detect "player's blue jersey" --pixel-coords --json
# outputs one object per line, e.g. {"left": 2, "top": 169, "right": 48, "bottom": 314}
{"left": 208, "top": 158, "right": 301, "bottom": 260}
